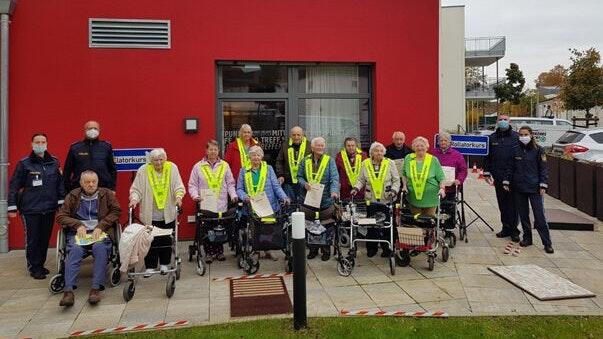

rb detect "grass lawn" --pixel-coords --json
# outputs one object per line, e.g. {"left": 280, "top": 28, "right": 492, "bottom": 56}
{"left": 95, "top": 316, "right": 603, "bottom": 338}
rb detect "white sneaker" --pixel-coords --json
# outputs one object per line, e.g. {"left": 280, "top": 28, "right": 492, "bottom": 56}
{"left": 160, "top": 265, "right": 169, "bottom": 275}
{"left": 143, "top": 268, "right": 154, "bottom": 278}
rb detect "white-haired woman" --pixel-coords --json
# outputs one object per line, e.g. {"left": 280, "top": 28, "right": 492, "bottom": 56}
{"left": 236, "top": 146, "right": 290, "bottom": 260}
{"left": 351, "top": 142, "right": 400, "bottom": 258}
{"left": 188, "top": 140, "right": 238, "bottom": 263}
{"left": 402, "top": 137, "right": 445, "bottom": 216}
{"left": 224, "top": 124, "right": 259, "bottom": 181}
{"left": 129, "top": 148, "right": 185, "bottom": 275}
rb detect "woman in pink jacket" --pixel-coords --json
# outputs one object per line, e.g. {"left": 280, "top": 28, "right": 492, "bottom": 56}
{"left": 188, "top": 140, "right": 238, "bottom": 262}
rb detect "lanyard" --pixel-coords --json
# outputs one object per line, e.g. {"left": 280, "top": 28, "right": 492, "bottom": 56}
{"left": 341, "top": 149, "right": 362, "bottom": 186}
{"left": 304, "top": 154, "right": 330, "bottom": 184}
{"left": 147, "top": 162, "right": 172, "bottom": 210}
{"left": 409, "top": 153, "right": 432, "bottom": 200}
{"left": 364, "top": 158, "right": 390, "bottom": 200}
{"left": 287, "top": 137, "right": 306, "bottom": 183}
{"left": 244, "top": 161, "right": 268, "bottom": 197}
{"left": 200, "top": 161, "right": 227, "bottom": 196}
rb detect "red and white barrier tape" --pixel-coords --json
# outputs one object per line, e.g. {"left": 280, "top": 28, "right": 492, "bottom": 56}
{"left": 70, "top": 320, "right": 188, "bottom": 336}
{"left": 340, "top": 309, "right": 448, "bottom": 317}
{"left": 212, "top": 272, "right": 292, "bottom": 281}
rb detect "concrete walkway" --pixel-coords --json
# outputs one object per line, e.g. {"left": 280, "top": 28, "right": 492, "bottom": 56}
{"left": 0, "top": 175, "right": 602, "bottom": 338}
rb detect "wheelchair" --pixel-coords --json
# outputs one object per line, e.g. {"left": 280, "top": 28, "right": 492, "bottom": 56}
{"left": 49, "top": 224, "right": 122, "bottom": 294}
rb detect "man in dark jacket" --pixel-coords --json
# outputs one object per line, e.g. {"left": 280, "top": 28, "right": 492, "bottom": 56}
{"left": 275, "top": 126, "right": 311, "bottom": 204}
{"left": 8, "top": 133, "right": 65, "bottom": 279}
{"left": 63, "top": 121, "right": 117, "bottom": 192}
{"left": 385, "top": 131, "right": 413, "bottom": 161}
{"left": 56, "top": 170, "right": 121, "bottom": 307}
{"left": 483, "top": 115, "right": 520, "bottom": 242}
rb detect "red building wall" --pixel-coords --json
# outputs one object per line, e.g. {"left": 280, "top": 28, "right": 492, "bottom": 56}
{"left": 7, "top": 0, "right": 439, "bottom": 248}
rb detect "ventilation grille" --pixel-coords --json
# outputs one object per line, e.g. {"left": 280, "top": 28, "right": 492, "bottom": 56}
{"left": 89, "top": 18, "right": 171, "bottom": 49}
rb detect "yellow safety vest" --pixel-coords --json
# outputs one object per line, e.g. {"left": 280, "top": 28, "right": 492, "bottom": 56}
{"left": 341, "top": 149, "right": 362, "bottom": 186}
{"left": 244, "top": 161, "right": 268, "bottom": 197}
{"left": 200, "top": 161, "right": 227, "bottom": 197}
{"left": 287, "top": 137, "right": 307, "bottom": 184}
{"left": 147, "top": 162, "right": 172, "bottom": 210}
{"left": 363, "top": 158, "right": 390, "bottom": 201}
{"left": 236, "top": 137, "right": 252, "bottom": 169}
{"left": 409, "top": 153, "right": 433, "bottom": 200}
{"left": 304, "top": 154, "right": 330, "bottom": 184}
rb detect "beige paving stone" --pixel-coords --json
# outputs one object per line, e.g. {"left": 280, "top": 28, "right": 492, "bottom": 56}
{"left": 324, "top": 285, "right": 376, "bottom": 310}
{"left": 420, "top": 298, "right": 472, "bottom": 316}
{"left": 464, "top": 287, "right": 530, "bottom": 304}
{"left": 165, "top": 297, "right": 210, "bottom": 323}
{"left": 119, "top": 298, "right": 169, "bottom": 326}
{"left": 455, "top": 263, "right": 491, "bottom": 275}
{"left": 459, "top": 273, "right": 516, "bottom": 289}
{"left": 499, "top": 256, "right": 557, "bottom": 267}
{"left": 469, "top": 302, "right": 536, "bottom": 315}
{"left": 397, "top": 279, "right": 454, "bottom": 303}
{"left": 306, "top": 288, "right": 339, "bottom": 316}
{"left": 379, "top": 303, "right": 425, "bottom": 313}
{"left": 361, "top": 282, "right": 415, "bottom": 307}
{"left": 19, "top": 321, "right": 74, "bottom": 339}
{"left": 69, "top": 303, "right": 125, "bottom": 331}
{"left": 208, "top": 295, "right": 230, "bottom": 324}
{"left": 432, "top": 277, "right": 466, "bottom": 299}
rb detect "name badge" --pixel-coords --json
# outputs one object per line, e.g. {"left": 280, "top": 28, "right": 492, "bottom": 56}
{"left": 32, "top": 179, "right": 43, "bottom": 187}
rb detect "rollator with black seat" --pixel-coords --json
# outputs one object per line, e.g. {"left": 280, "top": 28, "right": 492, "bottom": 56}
{"left": 300, "top": 202, "right": 341, "bottom": 262}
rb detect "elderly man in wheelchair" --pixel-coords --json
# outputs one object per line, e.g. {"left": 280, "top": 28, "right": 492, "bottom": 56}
{"left": 55, "top": 170, "right": 121, "bottom": 307}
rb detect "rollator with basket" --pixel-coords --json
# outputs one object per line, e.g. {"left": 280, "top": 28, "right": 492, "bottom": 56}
{"left": 300, "top": 202, "right": 341, "bottom": 262}
{"left": 396, "top": 193, "right": 449, "bottom": 271}
{"left": 122, "top": 207, "right": 182, "bottom": 301}
{"left": 188, "top": 202, "right": 239, "bottom": 276}
{"left": 236, "top": 202, "right": 291, "bottom": 274}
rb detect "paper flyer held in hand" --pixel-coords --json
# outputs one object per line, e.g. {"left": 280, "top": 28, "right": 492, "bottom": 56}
{"left": 250, "top": 191, "right": 274, "bottom": 217}
{"left": 442, "top": 166, "right": 456, "bottom": 186}
{"left": 200, "top": 188, "right": 218, "bottom": 213}
{"left": 304, "top": 183, "right": 325, "bottom": 209}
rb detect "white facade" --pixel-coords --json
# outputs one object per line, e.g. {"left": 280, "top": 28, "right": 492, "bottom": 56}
{"left": 439, "top": 6, "right": 466, "bottom": 133}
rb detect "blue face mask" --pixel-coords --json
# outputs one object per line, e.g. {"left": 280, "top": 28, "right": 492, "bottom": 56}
{"left": 497, "top": 120, "right": 509, "bottom": 130}
{"left": 32, "top": 144, "right": 47, "bottom": 155}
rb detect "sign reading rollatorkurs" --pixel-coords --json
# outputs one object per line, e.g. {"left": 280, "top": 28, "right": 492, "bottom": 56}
{"left": 113, "top": 148, "right": 154, "bottom": 172}
{"left": 434, "top": 134, "right": 489, "bottom": 156}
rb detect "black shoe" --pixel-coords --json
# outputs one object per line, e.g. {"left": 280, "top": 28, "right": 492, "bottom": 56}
{"left": 321, "top": 252, "right": 330, "bottom": 261}
{"left": 30, "top": 271, "right": 46, "bottom": 280}
{"left": 496, "top": 231, "right": 510, "bottom": 238}
{"left": 511, "top": 235, "right": 521, "bottom": 243}
{"left": 519, "top": 240, "right": 532, "bottom": 247}
{"left": 307, "top": 249, "right": 319, "bottom": 260}
{"left": 544, "top": 246, "right": 554, "bottom": 254}
{"left": 367, "top": 249, "right": 378, "bottom": 258}
{"left": 42, "top": 267, "right": 50, "bottom": 275}
{"left": 380, "top": 249, "right": 392, "bottom": 258}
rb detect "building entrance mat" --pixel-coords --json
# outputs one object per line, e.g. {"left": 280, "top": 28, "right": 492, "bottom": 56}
{"left": 545, "top": 209, "right": 594, "bottom": 231}
{"left": 230, "top": 276, "right": 292, "bottom": 317}
{"left": 488, "top": 264, "right": 595, "bottom": 301}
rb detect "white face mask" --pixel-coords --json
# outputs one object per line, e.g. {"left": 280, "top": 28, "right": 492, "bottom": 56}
{"left": 519, "top": 136, "right": 531, "bottom": 145}
{"left": 86, "top": 128, "right": 99, "bottom": 139}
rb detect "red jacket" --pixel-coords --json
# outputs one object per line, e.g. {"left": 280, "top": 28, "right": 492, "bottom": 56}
{"left": 223, "top": 137, "right": 259, "bottom": 182}
{"left": 335, "top": 150, "right": 367, "bottom": 201}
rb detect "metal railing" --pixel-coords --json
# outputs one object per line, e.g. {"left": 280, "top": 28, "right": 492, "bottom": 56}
{"left": 466, "top": 77, "right": 505, "bottom": 100}
{"left": 465, "top": 36, "right": 506, "bottom": 58}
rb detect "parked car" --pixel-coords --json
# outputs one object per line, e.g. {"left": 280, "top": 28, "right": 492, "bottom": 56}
{"left": 551, "top": 129, "right": 603, "bottom": 163}
{"left": 473, "top": 117, "right": 578, "bottom": 147}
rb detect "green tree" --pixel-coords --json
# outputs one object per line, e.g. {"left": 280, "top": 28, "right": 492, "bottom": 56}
{"left": 494, "top": 63, "right": 526, "bottom": 104}
{"left": 561, "top": 48, "right": 603, "bottom": 118}
{"left": 536, "top": 64, "right": 567, "bottom": 87}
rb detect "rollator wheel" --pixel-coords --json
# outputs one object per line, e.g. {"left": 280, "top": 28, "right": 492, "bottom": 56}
{"left": 445, "top": 233, "right": 457, "bottom": 249}
{"left": 337, "top": 257, "right": 353, "bottom": 277}
{"left": 389, "top": 255, "right": 396, "bottom": 275}
{"left": 237, "top": 254, "right": 245, "bottom": 269}
{"left": 442, "top": 245, "right": 450, "bottom": 263}
{"left": 110, "top": 267, "right": 121, "bottom": 287}
{"left": 196, "top": 254, "right": 206, "bottom": 276}
{"left": 166, "top": 273, "right": 176, "bottom": 298}
{"left": 395, "top": 250, "right": 411, "bottom": 267}
{"left": 123, "top": 281, "right": 135, "bottom": 302}
{"left": 246, "top": 257, "right": 259, "bottom": 274}
{"left": 339, "top": 231, "right": 350, "bottom": 248}
{"left": 49, "top": 274, "right": 65, "bottom": 294}
{"left": 175, "top": 262, "right": 182, "bottom": 280}
{"left": 427, "top": 255, "right": 435, "bottom": 271}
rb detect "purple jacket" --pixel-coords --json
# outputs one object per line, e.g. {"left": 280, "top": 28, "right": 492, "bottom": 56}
{"left": 432, "top": 147, "right": 468, "bottom": 192}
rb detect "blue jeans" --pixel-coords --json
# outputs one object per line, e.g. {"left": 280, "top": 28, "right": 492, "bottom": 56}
{"left": 64, "top": 233, "right": 112, "bottom": 291}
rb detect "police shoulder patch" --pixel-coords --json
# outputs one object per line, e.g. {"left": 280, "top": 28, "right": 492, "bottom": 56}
{"left": 541, "top": 153, "right": 547, "bottom": 162}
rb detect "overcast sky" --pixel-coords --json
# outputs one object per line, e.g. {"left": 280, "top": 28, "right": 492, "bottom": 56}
{"left": 441, "top": 0, "right": 603, "bottom": 88}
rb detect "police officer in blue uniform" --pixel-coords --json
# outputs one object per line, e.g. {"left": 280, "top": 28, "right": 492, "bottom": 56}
{"left": 503, "top": 126, "right": 554, "bottom": 253}
{"left": 483, "top": 115, "right": 520, "bottom": 242}
{"left": 63, "top": 121, "right": 117, "bottom": 192}
{"left": 8, "top": 133, "right": 65, "bottom": 279}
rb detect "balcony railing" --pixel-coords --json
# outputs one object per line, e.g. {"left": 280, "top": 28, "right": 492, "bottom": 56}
{"left": 465, "top": 36, "right": 506, "bottom": 58}
{"left": 466, "top": 77, "right": 505, "bottom": 100}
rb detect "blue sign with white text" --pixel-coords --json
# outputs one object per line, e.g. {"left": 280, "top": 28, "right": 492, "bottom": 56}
{"left": 113, "top": 148, "right": 154, "bottom": 172}
{"left": 434, "top": 134, "right": 489, "bottom": 156}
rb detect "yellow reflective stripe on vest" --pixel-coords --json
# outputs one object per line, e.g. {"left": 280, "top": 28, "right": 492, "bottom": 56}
{"left": 409, "top": 153, "right": 433, "bottom": 200}
{"left": 200, "top": 162, "right": 227, "bottom": 197}
{"left": 236, "top": 137, "right": 251, "bottom": 169}
{"left": 244, "top": 161, "right": 268, "bottom": 197}
{"left": 341, "top": 149, "right": 362, "bottom": 186}
{"left": 364, "top": 158, "right": 390, "bottom": 200}
{"left": 287, "top": 137, "right": 306, "bottom": 184}
{"left": 147, "top": 162, "right": 172, "bottom": 210}
{"left": 304, "top": 155, "right": 330, "bottom": 184}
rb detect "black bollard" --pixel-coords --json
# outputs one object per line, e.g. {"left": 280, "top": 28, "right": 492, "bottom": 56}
{"left": 291, "top": 211, "right": 307, "bottom": 330}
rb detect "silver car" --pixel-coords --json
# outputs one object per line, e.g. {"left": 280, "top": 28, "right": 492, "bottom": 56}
{"left": 551, "top": 129, "right": 603, "bottom": 163}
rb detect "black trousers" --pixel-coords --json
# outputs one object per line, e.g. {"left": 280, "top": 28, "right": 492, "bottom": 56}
{"left": 494, "top": 181, "right": 519, "bottom": 236}
{"left": 144, "top": 220, "right": 175, "bottom": 268}
{"left": 22, "top": 212, "right": 55, "bottom": 274}
{"left": 515, "top": 192, "right": 552, "bottom": 247}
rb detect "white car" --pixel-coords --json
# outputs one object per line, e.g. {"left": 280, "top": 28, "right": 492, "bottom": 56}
{"left": 473, "top": 117, "right": 577, "bottom": 147}
{"left": 551, "top": 129, "right": 603, "bottom": 163}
